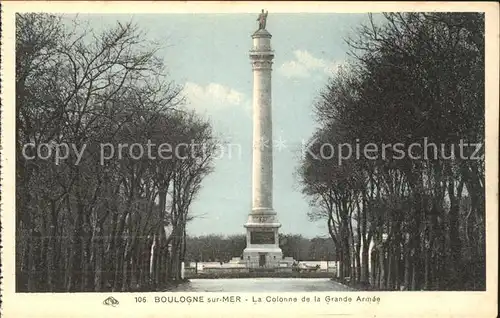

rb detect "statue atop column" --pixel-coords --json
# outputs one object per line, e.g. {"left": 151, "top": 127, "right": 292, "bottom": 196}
{"left": 257, "top": 9, "right": 268, "bottom": 30}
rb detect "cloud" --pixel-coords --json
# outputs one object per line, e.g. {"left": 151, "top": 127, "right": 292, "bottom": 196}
{"left": 184, "top": 82, "right": 246, "bottom": 110}
{"left": 182, "top": 82, "right": 252, "bottom": 143}
{"left": 279, "top": 50, "right": 342, "bottom": 79}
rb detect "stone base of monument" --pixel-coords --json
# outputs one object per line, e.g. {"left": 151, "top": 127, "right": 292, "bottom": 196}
{"left": 242, "top": 246, "right": 283, "bottom": 269}
{"left": 243, "top": 214, "right": 283, "bottom": 269}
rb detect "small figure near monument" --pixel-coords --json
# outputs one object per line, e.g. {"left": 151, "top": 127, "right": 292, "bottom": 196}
{"left": 257, "top": 9, "right": 268, "bottom": 30}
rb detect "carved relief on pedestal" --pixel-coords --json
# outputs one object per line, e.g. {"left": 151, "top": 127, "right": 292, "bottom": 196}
{"left": 248, "top": 214, "right": 276, "bottom": 224}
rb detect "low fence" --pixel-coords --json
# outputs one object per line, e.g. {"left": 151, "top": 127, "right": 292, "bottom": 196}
{"left": 182, "top": 260, "right": 339, "bottom": 279}
{"left": 202, "top": 267, "right": 248, "bottom": 274}
{"left": 186, "top": 271, "right": 333, "bottom": 279}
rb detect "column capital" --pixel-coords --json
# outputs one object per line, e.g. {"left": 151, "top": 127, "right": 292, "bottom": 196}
{"left": 251, "top": 60, "right": 273, "bottom": 70}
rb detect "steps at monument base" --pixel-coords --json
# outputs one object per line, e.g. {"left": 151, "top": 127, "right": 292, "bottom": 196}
{"left": 248, "top": 267, "right": 277, "bottom": 273}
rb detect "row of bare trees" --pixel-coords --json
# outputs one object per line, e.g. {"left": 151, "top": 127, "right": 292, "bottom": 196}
{"left": 298, "top": 13, "right": 485, "bottom": 290}
{"left": 16, "top": 14, "right": 216, "bottom": 292}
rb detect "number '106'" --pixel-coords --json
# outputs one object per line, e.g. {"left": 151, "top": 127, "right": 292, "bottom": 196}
{"left": 135, "top": 297, "right": 147, "bottom": 303}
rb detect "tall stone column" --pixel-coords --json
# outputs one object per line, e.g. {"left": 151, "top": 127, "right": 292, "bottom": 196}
{"left": 251, "top": 29, "right": 273, "bottom": 214}
{"left": 242, "top": 26, "right": 282, "bottom": 269}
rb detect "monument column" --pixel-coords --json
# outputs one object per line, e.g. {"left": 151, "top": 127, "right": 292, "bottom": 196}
{"left": 243, "top": 11, "right": 283, "bottom": 269}
{"left": 251, "top": 29, "right": 273, "bottom": 214}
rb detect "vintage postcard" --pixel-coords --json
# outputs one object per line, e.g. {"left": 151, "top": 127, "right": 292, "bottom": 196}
{"left": 1, "top": 1, "right": 498, "bottom": 317}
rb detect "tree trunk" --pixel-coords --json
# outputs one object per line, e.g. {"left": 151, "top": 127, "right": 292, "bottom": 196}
{"left": 370, "top": 248, "right": 377, "bottom": 286}
{"left": 361, "top": 242, "right": 370, "bottom": 284}
{"left": 94, "top": 231, "right": 103, "bottom": 292}
{"left": 403, "top": 237, "right": 411, "bottom": 291}
{"left": 378, "top": 245, "right": 386, "bottom": 290}
{"left": 448, "top": 179, "right": 463, "bottom": 290}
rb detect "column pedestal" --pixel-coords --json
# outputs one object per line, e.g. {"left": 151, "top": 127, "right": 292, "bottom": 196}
{"left": 243, "top": 214, "right": 282, "bottom": 268}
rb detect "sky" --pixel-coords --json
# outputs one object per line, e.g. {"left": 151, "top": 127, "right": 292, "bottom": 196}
{"left": 73, "top": 13, "right": 378, "bottom": 238}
